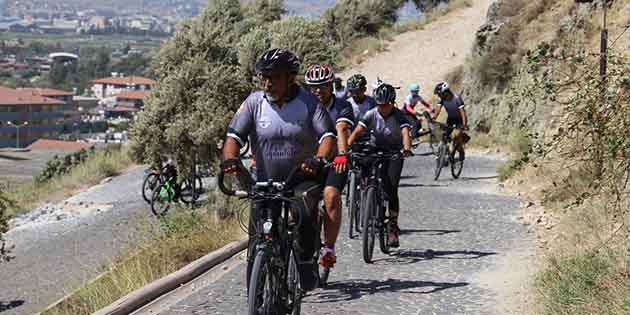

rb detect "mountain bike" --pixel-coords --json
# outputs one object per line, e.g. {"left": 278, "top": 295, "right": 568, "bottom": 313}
{"left": 432, "top": 122, "right": 465, "bottom": 181}
{"left": 218, "top": 163, "right": 322, "bottom": 315}
{"left": 357, "top": 147, "right": 403, "bottom": 263}
{"left": 142, "top": 166, "right": 161, "bottom": 203}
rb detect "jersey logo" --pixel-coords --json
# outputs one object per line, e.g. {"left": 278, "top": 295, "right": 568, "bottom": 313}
{"left": 258, "top": 117, "right": 271, "bottom": 129}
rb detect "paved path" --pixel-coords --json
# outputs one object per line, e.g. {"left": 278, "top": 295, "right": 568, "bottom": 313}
{"left": 138, "top": 148, "right": 534, "bottom": 315}
{"left": 0, "top": 166, "right": 149, "bottom": 315}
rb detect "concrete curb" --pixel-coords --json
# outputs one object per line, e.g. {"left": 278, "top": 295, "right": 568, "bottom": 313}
{"left": 93, "top": 238, "right": 247, "bottom": 315}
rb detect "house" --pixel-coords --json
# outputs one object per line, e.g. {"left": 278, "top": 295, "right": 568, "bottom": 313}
{"left": 0, "top": 86, "right": 65, "bottom": 148}
{"left": 104, "top": 90, "right": 148, "bottom": 119}
{"left": 90, "top": 75, "right": 155, "bottom": 99}
{"left": 18, "top": 88, "right": 79, "bottom": 133}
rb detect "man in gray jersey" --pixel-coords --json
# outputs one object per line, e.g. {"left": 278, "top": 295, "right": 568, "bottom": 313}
{"left": 346, "top": 73, "right": 377, "bottom": 122}
{"left": 222, "top": 48, "right": 336, "bottom": 291}
{"left": 348, "top": 83, "right": 413, "bottom": 247}
{"left": 304, "top": 64, "right": 355, "bottom": 270}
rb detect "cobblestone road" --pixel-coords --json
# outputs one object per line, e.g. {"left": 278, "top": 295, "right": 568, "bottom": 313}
{"left": 144, "top": 148, "right": 533, "bottom": 315}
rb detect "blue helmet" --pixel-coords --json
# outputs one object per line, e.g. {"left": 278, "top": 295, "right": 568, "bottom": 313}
{"left": 409, "top": 83, "right": 420, "bottom": 93}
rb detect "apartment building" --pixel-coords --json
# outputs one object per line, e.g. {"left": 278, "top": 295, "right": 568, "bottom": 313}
{"left": 0, "top": 86, "right": 65, "bottom": 148}
{"left": 90, "top": 75, "right": 155, "bottom": 99}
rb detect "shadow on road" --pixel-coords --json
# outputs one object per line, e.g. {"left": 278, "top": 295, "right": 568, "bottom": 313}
{"left": 0, "top": 300, "right": 24, "bottom": 312}
{"left": 400, "top": 175, "right": 419, "bottom": 180}
{"left": 373, "top": 249, "right": 496, "bottom": 265}
{"left": 399, "top": 229, "right": 461, "bottom": 236}
{"left": 305, "top": 279, "right": 468, "bottom": 303}
{"left": 399, "top": 183, "right": 447, "bottom": 188}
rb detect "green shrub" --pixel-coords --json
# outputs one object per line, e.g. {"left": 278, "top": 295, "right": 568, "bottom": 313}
{"left": 0, "top": 191, "right": 13, "bottom": 262}
{"left": 497, "top": 129, "right": 531, "bottom": 181}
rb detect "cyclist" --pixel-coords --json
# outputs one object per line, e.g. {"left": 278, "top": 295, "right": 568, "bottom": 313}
{"left": 402, "top": 83, "right": 434, "bottom": 138}
{"left": 333, "top": 77, "right": 348, "bottom": 99}
{"left": 347, "top": 83, "right": 413, "bottom": 248}
{"left": 304, "top": 64, "right": 355, "bottom": 271}
{"left": 222, "top": 48, "right": 336, "bottom": 291}
{"left": 346, "top": 74, "right": 377, "bottom": 121}
{"left": 432, "top": 81, "right": 469, "bottom": 160}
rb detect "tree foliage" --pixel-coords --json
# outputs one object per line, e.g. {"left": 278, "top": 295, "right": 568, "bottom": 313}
{"left": 130, "top": 0, "right": 253, "bottom": 174}
{"left": 323, "top": 0, "right": 405, "bottom": 47}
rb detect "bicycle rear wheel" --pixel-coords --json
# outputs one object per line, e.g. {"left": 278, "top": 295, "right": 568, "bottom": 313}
{"left": 429, "top": 132, "right": 438, "bottom": 156}
{"left": 434, "top": 143, "right": 446, "bottom": 181}
{"left": 248, "top": 250, "right": 277, "bottom": 315}
{"left": 180, "top": 175, "right": 203, "bottom": 204}
{"left": 451, "top": 146, "right": 464, "bottom": 179}
{"left": 362, "top": 187, "right": 377, "bottom": 264}
{"left": 150, "top": 186, "right": 171, "bottom": 217}
{"left": 378, "top": 203, "right": 390, "bottom": 255}
{"left": 142, "top": 173, "right": 159, "bottom": 203}
{"left": 287, "top": 250, "right": 302, "bottom": 315}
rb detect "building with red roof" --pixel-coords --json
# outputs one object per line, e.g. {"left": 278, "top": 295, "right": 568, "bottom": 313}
{"left": 0, "top": 86, "right": 66, "bottom": 148}
{"left": 90, "top": 75, "right": 155, "bottom": 99}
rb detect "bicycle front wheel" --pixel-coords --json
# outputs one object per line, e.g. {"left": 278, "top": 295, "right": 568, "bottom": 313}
{"left": 150, "top": 186, "right": 171, "bottom": 217}
{"left": 248, "top": 250, "right": 277, "bottom": 315}
{"left": 434, "top": 143, "right": 447, "bottom": 181}
{"left": 451, "top": 146, "right": 465, "bottom": 179}
{"left": 348, "top": 171, "right": 358, "bottom": 239}
{"left": 362, "top": 187, "right": 377, "bottom": 263}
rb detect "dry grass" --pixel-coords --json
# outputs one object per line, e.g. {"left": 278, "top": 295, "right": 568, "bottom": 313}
{"left": 5, "top": 145, "right": 133, "bottom": 217}
{"left": 42, "top": 206, "right": 245, "bottom": 315}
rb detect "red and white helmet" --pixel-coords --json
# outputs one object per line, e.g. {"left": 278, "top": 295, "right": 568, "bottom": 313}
{"left": 304, "top": 64, "right": 335, "bottom": 85}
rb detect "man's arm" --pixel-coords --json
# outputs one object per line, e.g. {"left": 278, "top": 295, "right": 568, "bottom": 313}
{"left": 402, "top": 127, "right": 412, "bottom": 152}
{"left": 460, "top": 107, "right": 468, "bottom": 129}
{"left": 223, "top": 137, "right": 242, "bottom": 160}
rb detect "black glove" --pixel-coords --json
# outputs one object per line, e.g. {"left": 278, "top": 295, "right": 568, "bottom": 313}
{"left": 221, "top": 158, "right": 242, "bottom": 174}
{"left": 301, "top": 157, "right": 326, "bottom": 176}
{"left": 402, "top": 150, "right": 414, "bottom": 158}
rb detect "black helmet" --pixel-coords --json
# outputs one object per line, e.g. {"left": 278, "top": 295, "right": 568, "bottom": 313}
{"left": 374, "top": 83, "right": 396, "bottom": 105}
{"left": 255, "top": 48, "right": 301, "bottom": 75}
{"left": 434, "top": 81, "right": 450, "bottom": 95}
{"left": 347, "top": 74, "right": 367, "bottom": 91}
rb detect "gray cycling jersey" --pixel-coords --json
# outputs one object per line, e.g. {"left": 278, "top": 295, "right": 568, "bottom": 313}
{"left": 227, "top": 88, "right": 335, "bottom": 182}
{"left": 359, "top": 107, "right": 412, "bottom": 151}
{"left": 347, "top": 95, "right": 377, "bottom": 122}
{"left": 439, "top": 93, "right": 465, "bottom": 122}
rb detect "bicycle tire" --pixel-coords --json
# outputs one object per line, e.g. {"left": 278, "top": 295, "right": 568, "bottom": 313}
{"left": 180, "top": 175, "right": 203, "bottom": 204}
{"left": 451, "top": 146, "right": 464, "bottom": 179}
{"left": 348, "top": 171, "right": 358, "bottom": 239}
{"left": 150, "top": 186, "right": 171, "bottom": 216}
{"left": 434, "top": 143, "right": 446, "bottom": 181}
{"left": 248, "top": 250, "right": 276, "bottom": 315}
{"left": 362, "top": 187, "right": 377, "bottom": 264}
{"left": 287, "top": 250, "right": 302, "bottom": 315}
{"left": 142, "top": 173, "right": 159, "bottom": 203}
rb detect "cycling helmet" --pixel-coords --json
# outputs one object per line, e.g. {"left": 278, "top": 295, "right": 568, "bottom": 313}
{"left": 374, "top": 83, "right": 396, "bottom": 105}
{"left": 255, "top": 48, "right": 301, "bottom": 75}
{"left": 434, "top": 81, "right": 450, "bottom": 95}
{"left": 347, "top": 74, "right": 368, "bottom": 91}
{"left": 409, "top": 83, "right": 420, "bottom": 93}
{"left": 304, "top": 64, "right": 335, "bottom": 85}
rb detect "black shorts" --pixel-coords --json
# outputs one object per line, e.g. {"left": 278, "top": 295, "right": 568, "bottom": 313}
{"left": 325, "top": 168, "right": 348, "bottom": 192}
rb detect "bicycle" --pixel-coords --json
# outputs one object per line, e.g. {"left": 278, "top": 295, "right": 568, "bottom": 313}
{"left": 356, "top": 147, "right": 403, "bottom": 263}
{"left": 142, "top": 166, "right": 162, "bottom": 203}
{"left": 432, "top": 121, "right": 465, "bottom": 181}
{"left": 150, "top": 174, "right": 203, "bottom": 216}
{"left": 218, "top": 163, "right": 323, "bottom": 315}
{"left": 345, "top": 142, "right": 373, "bottom": 239}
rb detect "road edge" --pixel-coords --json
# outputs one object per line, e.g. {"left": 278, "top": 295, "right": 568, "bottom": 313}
{"left": 93, "top": 238, "right": 247, "bottom": 315}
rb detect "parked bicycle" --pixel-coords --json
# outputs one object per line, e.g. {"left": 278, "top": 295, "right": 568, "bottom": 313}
{"left": 149, "top": 165, "right": 203, "bottom": 216}
{"left": 218, "top": 164, "right": 325, "bottom": 315}
{"left": 357, "top": 146, "right": 404, "bottom": 263}
{"left": 432, "top": 121, "right": 465, "bottom": 181}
